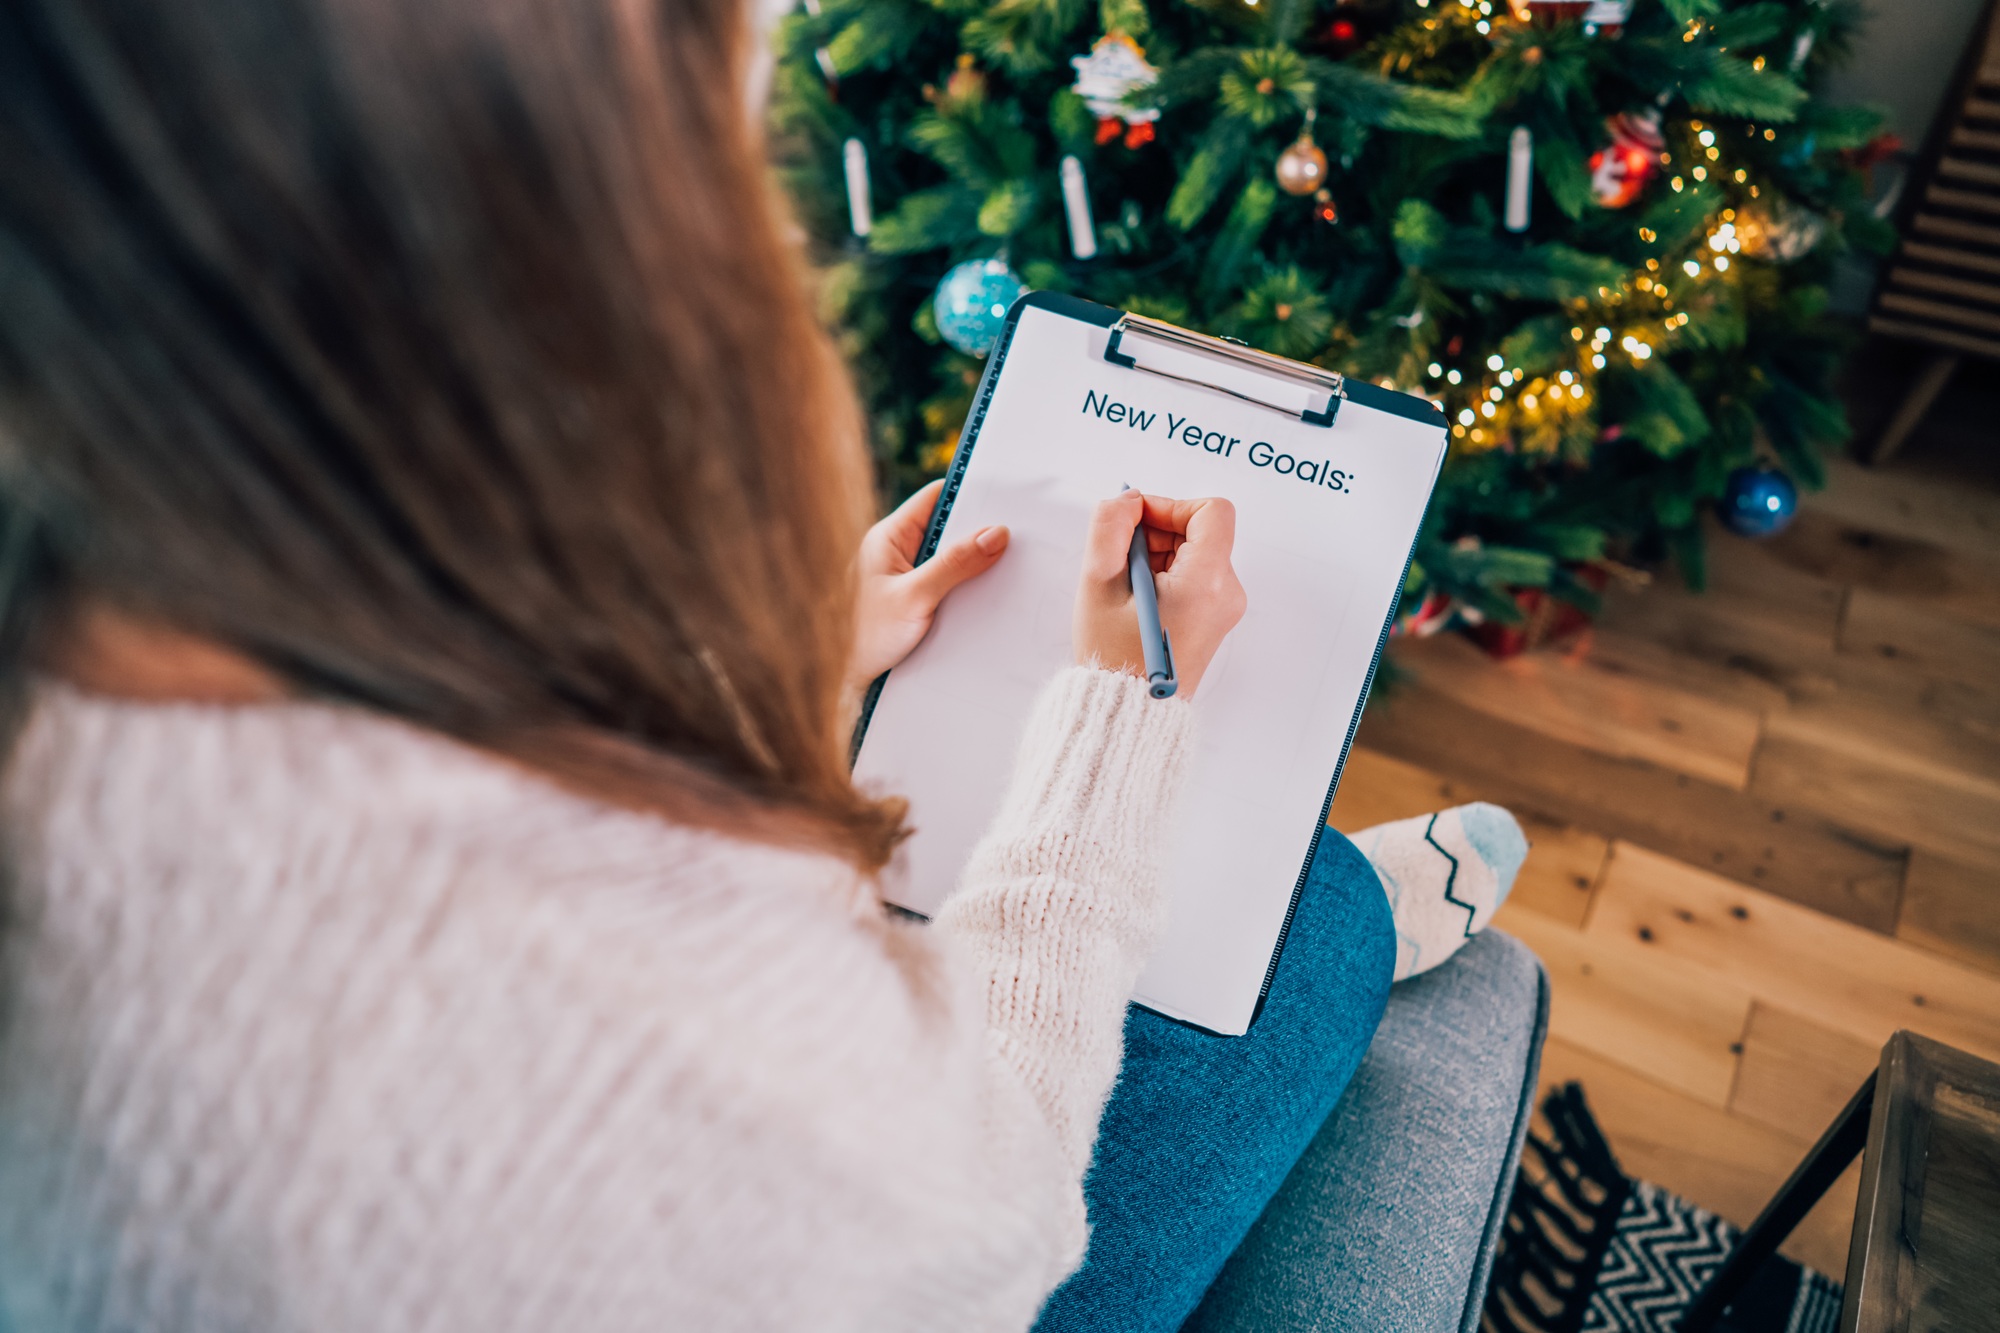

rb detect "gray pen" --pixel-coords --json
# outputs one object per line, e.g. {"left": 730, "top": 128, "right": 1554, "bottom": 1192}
{"left": 1123, "top": 486, "right": 1177, "bottom": 699}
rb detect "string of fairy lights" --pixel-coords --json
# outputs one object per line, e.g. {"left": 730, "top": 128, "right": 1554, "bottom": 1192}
{"left": 1350, "top": 3, "right": 1808, "bottom": 454}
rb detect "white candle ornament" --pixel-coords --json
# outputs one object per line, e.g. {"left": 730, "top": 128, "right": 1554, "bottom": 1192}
{"left": 1505, "top": 125, "right": 1533, "bottom": 233}
{"left": 1060, "top": 155, "right": 1097, "bottom": 260}
{"left": 1789, "top": 28, "right": 1814, "bottom": 70}
{"left": 843, "top": 138, "right": 872, "bottom": 238}
{"left": 801, "top": 0, "right": 839, "bottom": 84}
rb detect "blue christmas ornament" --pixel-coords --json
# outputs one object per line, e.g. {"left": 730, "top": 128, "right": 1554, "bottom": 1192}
{"left": 933, "top": 259, "right": 1026, "bottom": 356}
{"left": 1718, "top": 466, "right": 1798, "bottom": 537}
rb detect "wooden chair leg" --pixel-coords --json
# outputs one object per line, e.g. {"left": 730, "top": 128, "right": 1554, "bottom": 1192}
{"left": 1868, "top": 351, "right": 1960, "bottom": 466}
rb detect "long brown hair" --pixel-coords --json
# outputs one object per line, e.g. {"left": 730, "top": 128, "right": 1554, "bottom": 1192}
{"left": 0, "top": 0, "right": 906, "bottom": 867}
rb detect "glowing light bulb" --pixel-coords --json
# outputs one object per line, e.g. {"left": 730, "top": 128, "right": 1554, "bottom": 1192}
{"left": 1447, "top": 368, "right": 1463, "bottom": 384}
{"left": 1480, "top": 401, "right": 1496, "bottom": 418}
{"left": 1428, "top": 362, "right": 1444, "bottom": 377}
{"left": 1498, "top": 371, "right": 1514, "bottom": 386}
{"left": 1458, "top": 408, "right": 1476, "bottom": 425}
{"left": 1570, "top": 383, "right": 1585, "bottom": 399}
{"left": 1591, "top": 353, "right": 1606, "bottom": 369}
{"left": 1595, "top": 327, "right": 1611, "bottom": 342}
{"left": 1684, "top": 259, "right": 1702, "bottom": 276}
{"left": 1715, "top": 255, "right": 1730, "bottom": 271}
{"left": 1522, "top": 393, "right": 1539, "bottom": 409}
{"left": 1558, "top": 370, "right": 1574, "bottom": 384}
{"left": 1698, "top": 129, "right": 1715, "bottom": 146}
{"left": 1487, "top": 353, "right": 1504, "bottom": 370}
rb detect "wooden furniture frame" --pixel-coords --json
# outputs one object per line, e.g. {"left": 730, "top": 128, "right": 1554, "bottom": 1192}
{"left": 1683, "top": 1031, "right": 2000, "bottom": 1332}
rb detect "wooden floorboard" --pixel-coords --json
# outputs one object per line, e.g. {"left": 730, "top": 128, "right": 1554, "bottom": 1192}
{"left": 1751, "top": 718, "right": 2000, "bottom": 870}
{"left": 1498, "top": 901, "right": 1749, "bottom": 1108}
{"left": 1898, "top": 850, "right": 2000, "bottom": 978}
{"left": 1356, "top": 685, "right": 1907, "bottom": 931}
{"left": 1385, "top": 633, "right": 1763, "bottom": 790}
{"left": 1807, "top": 456, "right": 2000, "bottom": 569}
{"left": 1839, "top": 586, "right": 2000, "bottom": 693}
{"left": 1758, "top": 508, "right": 2000, "bottom": 632}
{"left": 1349, "top": 442, "right": 2000, "bottom": 1289}
{"left": 1587, "top": 842, "right": 2000, "bottom": 1063}
{"left": 1730, "top": 1003, "right": 1880, "bottom": 1143}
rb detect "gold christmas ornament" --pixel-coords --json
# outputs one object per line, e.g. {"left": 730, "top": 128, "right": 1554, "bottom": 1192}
{"left": 1276, "top": 132, "right": 1329, "bottom": 196}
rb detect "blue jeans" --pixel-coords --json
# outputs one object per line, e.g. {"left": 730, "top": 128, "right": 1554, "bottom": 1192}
{"left": 1032, "top": 830, "right": 1396, "bottom": 1333}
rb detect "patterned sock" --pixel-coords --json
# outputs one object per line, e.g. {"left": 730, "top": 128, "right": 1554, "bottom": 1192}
{"left": 1348, "top": 803, "right": 1528, "bottom": 982}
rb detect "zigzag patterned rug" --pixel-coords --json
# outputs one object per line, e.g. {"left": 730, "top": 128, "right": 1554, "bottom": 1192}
{"left": 1483, "top": 1085, "right": 1844, "bottom": 1333}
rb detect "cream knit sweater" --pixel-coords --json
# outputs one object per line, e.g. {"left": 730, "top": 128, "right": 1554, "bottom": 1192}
{"left": 0, "top": 666, "right": 1193, "bottom": 1333}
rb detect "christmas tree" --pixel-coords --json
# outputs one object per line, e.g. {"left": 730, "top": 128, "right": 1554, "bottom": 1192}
{"left": 771, "top": 0, "right": 1893, "bottom": 630}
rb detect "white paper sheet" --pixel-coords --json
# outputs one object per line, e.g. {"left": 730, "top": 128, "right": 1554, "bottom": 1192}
{"left": 854, "top": 300, "right": 1446, "bottom": 1034}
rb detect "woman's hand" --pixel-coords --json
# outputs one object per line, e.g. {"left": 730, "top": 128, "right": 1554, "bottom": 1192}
{"left": 846, "top": 479, "right": 1010, "bottom": 703}
{"left": 1073, "top": 491, "right": 1246, "bottom": 698}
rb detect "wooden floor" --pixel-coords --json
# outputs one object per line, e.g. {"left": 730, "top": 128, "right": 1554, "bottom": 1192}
{"left": 1327, "top": 446, "right": 2000, "bottom": 1280}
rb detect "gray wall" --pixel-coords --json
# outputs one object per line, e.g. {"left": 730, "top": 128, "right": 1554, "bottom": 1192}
{"left": 1821, "top": 0, "right": 1989, "bottom": 145}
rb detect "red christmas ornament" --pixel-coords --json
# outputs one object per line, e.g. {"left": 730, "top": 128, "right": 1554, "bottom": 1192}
{"left": 1468, "top": 567, "right": 1608, "bottom": 659}
{"left": 1093, "top": 116, "right": 1155, "bottom": 148}
{"left": 1394, "top": 591, "right": 1455, "bottom": 639}
{"left": 1523, "top": 0, "right": 1591, "bottom": 25}
{"left": 1588, "top": 108, "right": 1664, "bottom": 208}
{"left": 1842, "top": 131, "right": 1904, "bottom": 171}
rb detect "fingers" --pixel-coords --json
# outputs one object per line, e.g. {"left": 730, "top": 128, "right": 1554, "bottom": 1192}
{"left": 1153, "top": 496, "right": 1237, "bottom": 584}
{"left": 869, "top": 479, "right": 946, "bottom": 566}
{"left": 1139, "top": 493, "right": 1235, "bottom": 545}
{"left": 904, "top": 524, "right": 1009, "bottom": 604}
{"left": 1080, "top": 492, "right": 1146, "bottom": 588}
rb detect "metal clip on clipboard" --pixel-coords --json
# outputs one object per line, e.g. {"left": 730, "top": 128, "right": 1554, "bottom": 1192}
{"left": 1101, "top": 313, "right": 1347, "bottom": 428}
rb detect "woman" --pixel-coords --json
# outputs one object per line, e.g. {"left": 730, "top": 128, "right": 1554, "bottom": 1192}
{"left": 0, "top": 2, "right": 1404, "bottom": 1329}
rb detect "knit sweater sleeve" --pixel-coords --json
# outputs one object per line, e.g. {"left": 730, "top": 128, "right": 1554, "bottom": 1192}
{"left": 930, "top": 665, "right": 1195, "bottom": 1178}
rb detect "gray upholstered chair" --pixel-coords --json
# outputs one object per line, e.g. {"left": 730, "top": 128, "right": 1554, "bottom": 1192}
{"left": 1183, "top": 929, "right": 1549, "bottom": 1333}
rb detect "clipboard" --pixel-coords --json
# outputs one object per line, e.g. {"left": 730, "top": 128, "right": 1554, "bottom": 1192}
{"left": 853, "top": 291, "right": 1447, "bottom": 1036}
